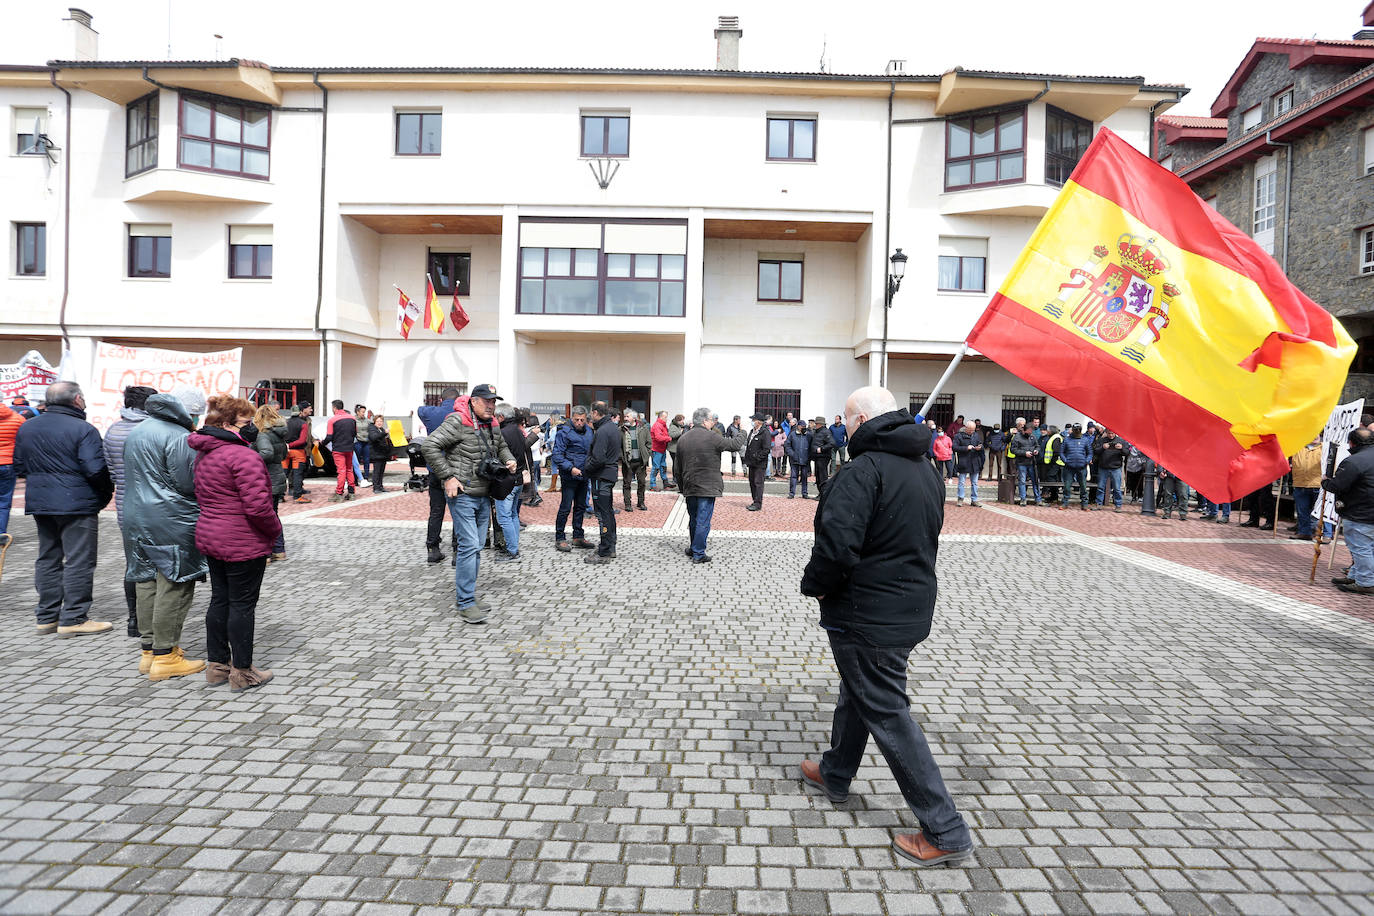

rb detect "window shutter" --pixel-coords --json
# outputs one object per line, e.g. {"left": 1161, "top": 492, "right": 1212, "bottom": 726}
{"left": 229, "top": 225, "right": 273, "bottom": 245}
{"left": 129, "top": 223, "right": 172, "bottom": 237}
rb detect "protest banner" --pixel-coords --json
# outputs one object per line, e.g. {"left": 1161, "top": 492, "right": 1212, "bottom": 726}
{"left": 87, "top": 342, "right": 242, "bottom": 434}
{"left": 1317, "top": 399, "right": 1364, "bottom": 529}
{"left": 0, "top": 351, "right": 59, "bottom": 403}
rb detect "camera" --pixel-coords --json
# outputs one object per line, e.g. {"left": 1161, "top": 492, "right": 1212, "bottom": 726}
{"left": 476, "top": 457, "right": 506, "bottom": 480}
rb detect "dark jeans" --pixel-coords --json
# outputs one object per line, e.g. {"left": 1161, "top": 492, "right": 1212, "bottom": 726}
{"left": 33, "top": 514, "right": 99, "bottom": 626}
{"left": 1293, "top": 486, "right": 1318, "bottom": 537}
{"left": 426, "top": 475, "right": 455, "bottom": 551}
{"left": 288, "top": 460, "right": 306, "bottom": 500}
{"left": 354, "top": 442, "right": 370, "bottom": 477}
{"left": 0, "top": 463, "right": 14, "bottom": 534}
{"left": 685, "top": 495, "right": 716, "bottom": 559}
{"left": 813, "top": 457, "right": 829, "bottom": 492}
{"left": 747, "top": 463, "right": 766, "bottom": 507}
{"left": 1062, "top": 466, "right": 1088, "bottom": 506}
{"left": 820, "top": 631, "right": 972, "bottom": 852}
{"left": 789, "top": 463, "right": 809, "bottom": 498}
{"left": 556, "top": 474, "right": 589, "bottom": 540}
{"left": 206, "top": 555, "right": 267, "bottom": 669}
{"left": 271, "top": 494, "right": 286, "bottom": 554}
{"left": 372, "top": 458, "right": 387, "bottom": 492}
{"left": 590, "top": 478, "right": 617, "bottom": 556}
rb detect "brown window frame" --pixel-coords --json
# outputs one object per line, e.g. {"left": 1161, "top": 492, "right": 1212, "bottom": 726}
{"left": 177, "top": 95, "right": 270, "bottom": 180}
{"left": 125, "top": 92, "right": 158, "bottom": 177}
{"left": 757, "top": 258, "right": 804, "bottom": 302}
{"left": 515, "top": 218, "right": 688, "bottom": 317}
{"left": 580, "top": 115, "right": 629, "bottom": 158}
{"left": 16, "top": 222, "right": 45, "bottom": 276}
{"left": 1045, "top": 105, "right": 1093, "bottom": 187}
{"left": 128, "top": 233, "right": 171, "bottom": 279}
{"left": 427, "top": 250, "right": 471, "bottom": 296}
{"left": 766, "top": 117, "right": 817, "bottom": 162}
{"left": 945, "top": 107, "right": 1026, "bottom": 191}
{"left": 937, "top": 255, "right": 985, "bottom": 293}
{"left": 395, "top": 111, "right": 442, "bottom": 156}
{"left": 229, "top": 243, "right": 272, "bottom": 279}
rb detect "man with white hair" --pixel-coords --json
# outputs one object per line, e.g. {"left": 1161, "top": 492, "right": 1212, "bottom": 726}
{"left": 619, "top": 409, "right": 651, "bottom": 511}
{"left": 799, "top": 385, "right": 974, "bottom": 867}
{"left": 676, "top": 407, "right": 745, "bottom": 563}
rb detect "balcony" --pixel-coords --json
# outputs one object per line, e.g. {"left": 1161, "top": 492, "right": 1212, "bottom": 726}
{"left": 123, "top": 166, "right": 274, "bottom": 204}
{"left": 938, "top": 182, "right": 1060, "bottom": 218}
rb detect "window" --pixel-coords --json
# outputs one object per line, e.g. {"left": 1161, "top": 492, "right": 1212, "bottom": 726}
{"left": 1242, "top": 105, "right": 1261, "bottom": 133}
{"left": 910, "top": 393, "right": 954, "bottom": 431}
{"left": 1253, "top": 155, "right": 1277, "bottom": 253}
{"left": 1361, "top": 228, "right": 1374, "bottom": 276}
{"left": 1001, "top": 395, "right": 1046, "bottom": 432}
{"left": 754, "top": 388, "right": 801, "bottom": 422}
{"left": 1272, "top": 88, "right": 1294, "bottom": 118}
{"left": 1045, "top": 106, "right": 1092, "bottom": 186}
{"left": 178, "top": 96, "right": 269, "bottom": 178}
{"left": 517, "top": 219, "right": 688, "bottom": 316}
{"left": 423, "top": 381, "right": 467, "bottom": 407}
{"left": 581, "top": 114, "right": 629, "bottom": 157}
{"left": 15, "top": 222, "right": 45, "bottom": 276}
{"left": 228, "top": 225, "right": 272, "bottom": 279}
{"left": 1364, "top": 126, "right": 1374, "bottom": 176}
{"left": 395, "top": 111, "right": 441, "bottom": 156}
{"left": 766, "top": 117, "right": 816, "bottom": 161}
{"left": 946, "top": 108, "right": 1024, "bottom": 190}
{"left": 757, "top": 258, "right": 803, "bottom": 302}
{"left": 126, "top": 93, "right": 158, "bottom": 176}
{"left": 428, "top": 251, "right": 471, "bottom": 296}
{"left": 128, "top": 224, "right": 171, "bottom": 278}
{"left": 606, "top": 253, "right": 685, "bottom": 316}
{"left": 14, "top": 107, "right": 46, "bottom": 156}
{"left": 937, "top": 237, "right": 987, "bottom": 292}
{"left": 519, "top": 247, "right": 601, "bottom": 315}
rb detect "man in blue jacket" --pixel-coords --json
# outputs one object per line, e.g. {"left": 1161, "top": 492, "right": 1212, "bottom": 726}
{"left": 552, "top": 406, "right": 595, "bottom": 552}
{"left": 829, "top": 414, "right": 848, "bottom": 473}
{"left": 417, "top": 387, "right": 459, "bottom": 563}
{"left": 786, "top": 420, "right": 812, "bottom": 499}
{"left": 1060, "top": 423, "right": 1093, "bottom": 510}
{"left": 12, "top": 381, "right": 114, "bottom": 636}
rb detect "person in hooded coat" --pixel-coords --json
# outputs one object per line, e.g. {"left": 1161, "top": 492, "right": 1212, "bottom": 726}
{"left": 123, "top": 393, "right": 208, "bottom": 681}
{"left": 103, "top": 384, "right": 157, "bottom": 637}
{"left": 254, "top": 402, "right": 289, "bottom": 561}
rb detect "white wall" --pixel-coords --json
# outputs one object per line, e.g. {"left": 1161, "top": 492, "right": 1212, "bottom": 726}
{"left": 374, "top": 232, "right": 502, "bottom": 341}
{"left": 515, "top": 338, "right": 684, "bottom": 419}
{"left": 702, "top": 238, "right": 858, "bottom": 349}
{"left": 886, "top": 358, "right": 1077, "bottom": 426}
{"left": 698, "top": 344, "right": 865, "bottom": 422}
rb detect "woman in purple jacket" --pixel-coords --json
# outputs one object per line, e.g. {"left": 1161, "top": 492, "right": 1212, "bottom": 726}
{"left": 189, "top": 396, "right": 282, "bottom": 692}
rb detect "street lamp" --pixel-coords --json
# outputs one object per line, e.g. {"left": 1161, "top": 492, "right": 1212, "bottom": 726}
{"left": 887, "top": 248, "right": 908, "bottom": 301}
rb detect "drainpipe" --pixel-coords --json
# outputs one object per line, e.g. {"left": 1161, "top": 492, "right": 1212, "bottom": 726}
{"left": 881, "top": 80, "right": 894, "bottom": 389}
{"left": 1266, "top": 129, "right": 1293, "bottom": 273}
{"left": 49, "top": 70, "right": 72, "bottom": 350}
{"left": 1148, "top": 98, "right": 1169, "bottom": 160}
{"left": 313, "top": 72, "right": 329, "bottom": 403}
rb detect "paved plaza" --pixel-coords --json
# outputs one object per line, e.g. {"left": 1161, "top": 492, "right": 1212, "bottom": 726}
{"left": 1, "top": 474, "right": 1372, "bottom": 916}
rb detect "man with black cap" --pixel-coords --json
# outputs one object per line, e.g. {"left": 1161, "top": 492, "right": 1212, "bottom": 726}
{"left": 743, "top": 412, "right": 771, "bottom": 511}
{"left": 285, "top": 401, "right": 313, "bottom": 503}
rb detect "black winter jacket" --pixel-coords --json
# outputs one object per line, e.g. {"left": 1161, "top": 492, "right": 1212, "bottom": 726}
{"left": 743, "top": 424, "right": 772, "bottom": 468}
{"left": 1094, "top": 435, "right": 1127, "bottom": 470}
{"left": 800, "top": 409, "right": 943, "bottom": 647}
{"left": 951, "top": 429, "right": 983, "bottom": 474}
{"left": 1325, "top": 445, "right": 1374, "bottom": 523}
{"left": 582, "top": 415, "right": 622, "bottom": 482}
{"left": 367, "top": 423, "right": 393, "bottom": 463}
{"left": 500, "top": 417, "right": 531, "bottom": 473}
{"left": 13, "top": 404, "right": 114, "bottom": 515}
{"left": 1010, "top": 431, "right": 1039, "bottom": 466}
{"left": 810, "top": 426, "right": 834, "bottom": 461}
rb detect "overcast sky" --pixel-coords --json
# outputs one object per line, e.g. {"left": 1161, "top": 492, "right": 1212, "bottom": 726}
{"left": 3, "top": 0, "right": 1363, "bottom": 116}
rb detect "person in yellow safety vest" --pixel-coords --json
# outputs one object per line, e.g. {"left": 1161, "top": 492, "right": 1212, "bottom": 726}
{"left": 1040, "top": 426, "right": 1065, "bottom": 504}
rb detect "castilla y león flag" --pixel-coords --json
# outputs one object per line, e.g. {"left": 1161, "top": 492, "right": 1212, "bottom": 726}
{"left": 967, "top": 128, "right": 1354, "bottom": 503}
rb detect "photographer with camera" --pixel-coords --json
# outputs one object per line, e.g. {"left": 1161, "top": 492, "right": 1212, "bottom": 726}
{"left": 419, "top": 384, "right": 516, "bottom": 623}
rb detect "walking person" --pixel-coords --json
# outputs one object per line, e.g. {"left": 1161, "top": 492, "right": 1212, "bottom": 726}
{"left": 677, "top": 407, "right": 745, "bottom": 563}
{"left": 419, "top": 384, "right": 516, "bottom": 622}
{"left": 649, "top": 410, "right": 672, "bottom": 491}
{"left": 418, "top": 387, "right": 461, "bottom": 563}
{"left": 189, "top": 396, "right": 282, "bottom": 691}
{"left": 786, "top": 419, "right": 812, "bottom": 499}
{"left": 368, "top": 415, "right": 392, "bottom": 492}
{"left": 553, "top": 407, "right": 595, "bottom": 552}
{"left": 103, "top": 384, "right": 156, "bottom": 637}
{"left": 13, "top": 381, "right": 114, "bottom": 636}
{"left": 0, "top": 398, "right": 24, "bottom": 544}
{"left": 284, "top": 402, "right": 313, "bottom": 503}
{"left": 799, "top": 387, "right": 974, "bottom": 866}
{"left": 743, "top": 412, "right": 771, "bottom": 512}
{"left": 582, "top": 401, "right": 622, "bottom": 564}
{"left": 253, "top": 403, "right": 289, "bottom": 562}
{"left": 620, "top": 409, "right": 651, "bottom": 511}
{"left": 124, "top": 393, "right": 207, "bottom": 681}
{"left": 324, "top": 400, "right": 357, "bottom": 501}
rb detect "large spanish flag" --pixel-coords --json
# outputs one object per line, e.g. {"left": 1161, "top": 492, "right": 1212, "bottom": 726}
{"left": 967, "top": 128, "right": 1354, "bottom": 503}
{"left": 423, "top": 276, "right": 445, "bottom": 334}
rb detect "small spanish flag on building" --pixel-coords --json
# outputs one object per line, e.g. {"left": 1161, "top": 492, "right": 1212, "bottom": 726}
{"left": 967, "top": 128, "right": 1354, "bottom": 503}
{"left": 423, "top": 275, "right": 445, "bottom": 335}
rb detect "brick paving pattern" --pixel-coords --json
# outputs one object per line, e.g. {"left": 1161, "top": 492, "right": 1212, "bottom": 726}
{"left": 0, "top": 481, "right": 1371, "bottom": 916}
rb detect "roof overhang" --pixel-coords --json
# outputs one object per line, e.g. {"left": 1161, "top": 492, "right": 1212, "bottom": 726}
{"left": 935, "top": 70, "right": 1175, "bottom": 122}
{"left": 703, "top": 218, "right": 869, "bottom": 242}
{"left": 344, "top": 213, "right": 504, "bottom": 235}
{"left": 1157, "top": 120, "right": 1227, "bottom": 146}
{"left": 1211, "top": 40, "right": 1374, "bottom": 117}
{"left": 0, "top": 68, "right": 56, "bottom": 89}
{"left": 54, "top": 62, "right": 281, "bottom": 106}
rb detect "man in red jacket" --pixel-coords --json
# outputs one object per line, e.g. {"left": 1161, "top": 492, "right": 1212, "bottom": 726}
{"left": 0, "top": 400, "right": 25, "bottom": 540}
{"left": 649, "top": 410, "right": 672, "bottom": 491}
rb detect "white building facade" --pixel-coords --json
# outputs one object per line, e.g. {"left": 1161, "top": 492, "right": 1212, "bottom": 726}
{"left": 1, "top": 15, "right": 1185, "bottom": 431}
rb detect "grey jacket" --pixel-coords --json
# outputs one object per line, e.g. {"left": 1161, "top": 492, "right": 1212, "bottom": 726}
{"left": 676, "top": 424, "right": 745, "bottom": 498}
{"left": 419, "top": 399, "right": 515, "bottom": 499}
{"left": 255, "top": 419, "right": 289, "bottom": 497}
{"left": 102, "top": 406, "right": 149, "bottom": 522}
{"left": 121, "top": 395, "right": 206, "bottom": 584}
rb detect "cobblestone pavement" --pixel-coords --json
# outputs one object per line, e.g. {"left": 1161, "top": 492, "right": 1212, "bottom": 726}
{"left": 0, "top": 487, "right": 1372, "bottom": 916}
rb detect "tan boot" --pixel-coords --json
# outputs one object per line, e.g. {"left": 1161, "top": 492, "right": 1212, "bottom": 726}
{"left": 139, "top": 650, "right": 154, "bottom": 675}
{"left": 57, "top": 620, "right": 112, "bottom": 637}
{"left": 229, "top": 666, "right": 274, "bottom": 692}
{"left": 205, "top": 662, "right": 231, "bottom": 686}
{"left": 149, "top": 647, "right": 207, "bottom": 682}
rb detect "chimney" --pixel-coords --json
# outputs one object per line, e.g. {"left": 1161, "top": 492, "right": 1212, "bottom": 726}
{"left": 1358, "top": 0, "right": 1374, "bottom": 37}
{"left": 64, "top": 8, "right": 98, "bottom": 61}
{"left": 715, "top": 16, "right": 742, "bottom": 71}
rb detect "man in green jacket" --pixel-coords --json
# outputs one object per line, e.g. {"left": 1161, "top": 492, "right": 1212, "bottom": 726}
{"left": 620, "top": 409, "right": 652, "bottom": 511}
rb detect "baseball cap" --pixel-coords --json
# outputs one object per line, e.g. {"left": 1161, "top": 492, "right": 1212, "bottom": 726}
{"left": 470, "top": 383, "right": 499, "bottom": 400}
{"left": 297, "top": 400, "right": 312, "bottom": 410}
{"left": 750, "top": 412, "right": 767, "bottom": 420}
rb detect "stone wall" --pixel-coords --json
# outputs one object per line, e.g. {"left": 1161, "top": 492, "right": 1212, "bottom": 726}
{"left": 1226, "top": 53, "right": 1367, "bottom": 142}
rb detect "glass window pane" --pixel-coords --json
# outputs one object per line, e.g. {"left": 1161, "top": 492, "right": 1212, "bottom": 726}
{"left": 242, "top": 149, "right": 269, "bottom": 176}
{"left": 1045, "top": 115, "right": 1062, "bottom": 156}
{"left": 607, "top": 253, "right": 631, "bottom": 277}
{"left": 575, "top": 248, "right": 599, "bottom": 277}
{"left": 544, "top": 278, "right": 598, "bottom": 314}
{"left": 972, "top": 117, "right": 996, "bottom": 155}
{"left": 127, "top": 106, "right": 142, "bottom": 142}
{"left": 660, "top": 254, "right": 685, "bottom": 280}
{"left": 214, "top": 143, "right": 241, "bottom": 172}
{"left": 256, "top": 245, "right": 272, "bottom": 278}
{"left": 659, "top": 282, "right": 684, "bottom": 316}
{"left": 998, "top": 113, "right": 1023, "bottom": 150}
{"left": 397, "top": 113, "right": 419, "bottom": 154}
{"left": 546, "top": 248, "right": 571, "bottom": 276}
{"left": 156, "top": 238, "right": 171, "bottom": 276}
{"left": 793, "top": 120, "right": 815, "bottom": 159}
{"left": 999, "top": 153, "right": 1023, "bottom": 181}
{"left": 607, "top": 117, "right": 629, "bottom": 156}
{"left": 34, "top": 226, "right": 46, "bottom": 274}
{"left": 780, "top": 262, "right": 802, "bottom": 300}
{"left": 962, "top": 257, "right": 985, "bottom": 291}
{"left": 973, "top": 156, "right": 997, "bottom": 184}
{"left": 180, "top": 138, "right": 211, "bottom": 168}
{"left": 634, "top": 254, "right": 657, "bottom": 278}
{"left": 938, "top": 256, "right": 960, "bottom": 289}
{"left": 521, "top": 248, "right": 544, "bottom": 277}
{"left": 183, "top": 99, "right": 211, "bottom": 138}
{"left": 215, "top": 105, "right": 242, "bottom": 143}
{"left": 946, "top": 161, "right": 971, "bottom": 187}
{"left": 420, "top": 114, "right": 441, "bottom": 154}
{"left": 758, "top": 261, "right": 780, "bottom": 299}
{"left": 605, "top": 280, "right": 659, "bottom": 315}
{"left": 767, "top": 119, "right": 790, "bottom": 158}
{"left": 133, "top": 238, "right": 152, "bottom": 275}
{"left": 431, "top": 255, "right": 452, "bottom": 291}
{"left": 126, "top": 148, "right": 140, "bottom": 175}
{"left": 232, "top": 246, "right": 254, "bottom": 277}
{"left": 242, "top": 108, "right": 269, "bottom": 146}
{"left": 582, "top": 117, "right": 604, "bottom": 155}
{"left": 948, "top": 122, "right": 971, "bottom": 158}
{"left": 519, "top": 278, "right": 544, "bottom": 313}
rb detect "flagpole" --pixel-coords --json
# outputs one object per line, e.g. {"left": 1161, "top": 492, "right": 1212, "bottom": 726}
{"left": 914, "top": 343, "right": 968, "bottom": 420}
{"left": 1309, "top": 488, "right": 1328, "bottom": 583}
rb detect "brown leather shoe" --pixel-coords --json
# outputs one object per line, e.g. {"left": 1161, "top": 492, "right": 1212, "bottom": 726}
{"left": 555, "top": 540, "right": 572, "bottom": 552}
{"left": 892, "top": 833, "right": 973, "bottom": 867}
{"left": 229, "top": 666, "right": 274, "bottom": 692}
{"left": 800, "top": 759, "right": 847, "bottom": 803}
{"left": 570, "top": 538, "right": 595, "bottom": 549}
{"left": 205, "top": 662, "right": 231, "bottom": 686}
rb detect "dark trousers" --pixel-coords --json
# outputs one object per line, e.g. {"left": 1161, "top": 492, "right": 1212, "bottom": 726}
{"left": 124, "top": 579, "right": 138, "bottom": 634}
{"left": 813, "top": 457, "right": 829, "bottom": 492}
{"left": 288, "top": 457, "right": 306, "bottom": 499}
{"left": 590, "top": 478, "right": 617, "bottom": 556}
{"left": 685, "top": 495, "right": 716, "bottom": 559}
{"left": 622, "top": 462, "right": 647, "bottom": 506}
{"left": 270, "top": 494, "right": 285, "bottom": 554}
{"left": 426, "top": 475, "right": 455, "bottom": 551}
{"left": 354, "top": 442, "right": 370, "bottom": 478}
{"left": 33, "top": 514, "right": 99, "bottom": 626}
{"left": 820, "top": 630, "right": 972, "bottom": 852}
{"left": 1062, "top": 466, "right": 1088, "bottom": 506}
{"left": 372, "top": 458, "right": 387, "bottom": 492}
{"left": 747, "top": 463, "right": 766, "bottom": 507}
{"left": 789, "top": 463, "right": 809, "bottom": 497}
{"left": 556, "top": 474, "right": 589, "bottom": 540}
{"left": 206, "top": 556, "right": 267, "bottom": 669}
